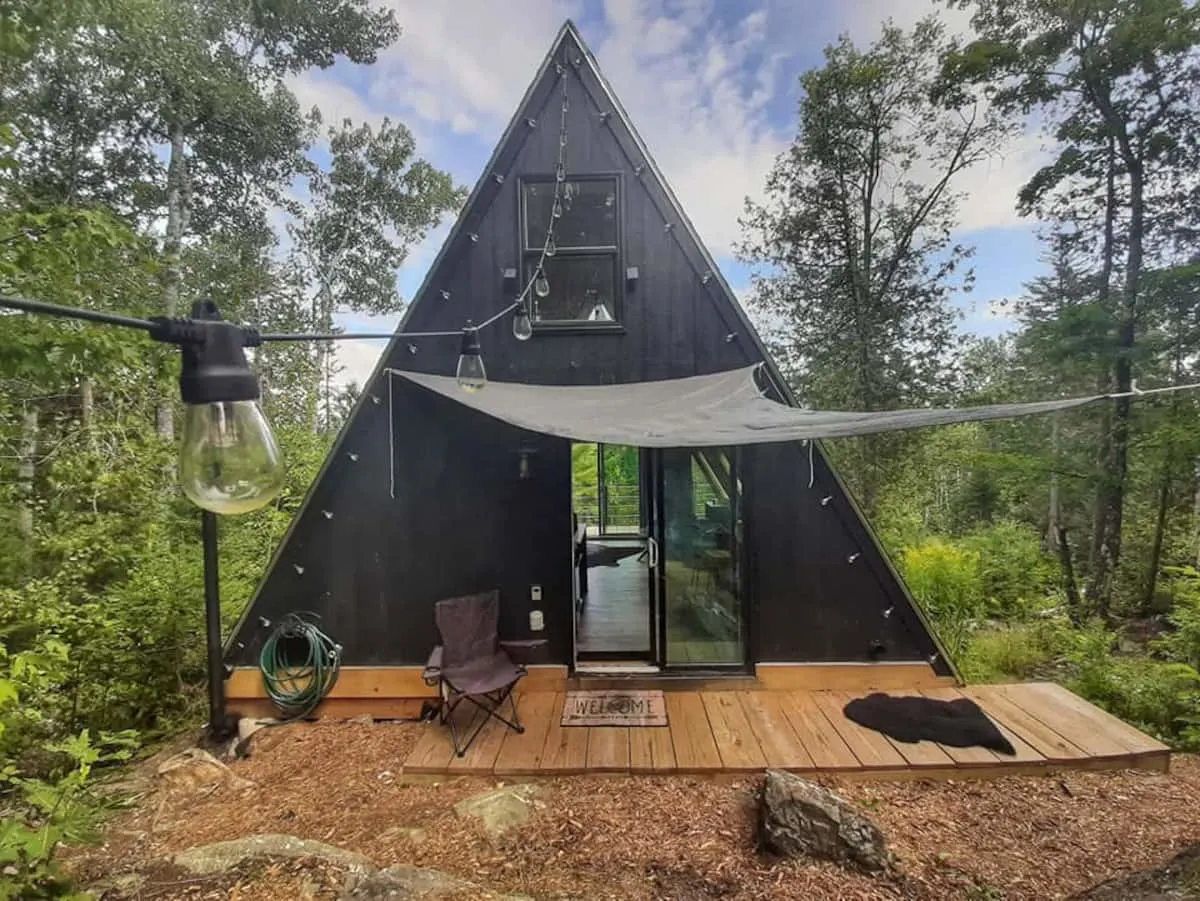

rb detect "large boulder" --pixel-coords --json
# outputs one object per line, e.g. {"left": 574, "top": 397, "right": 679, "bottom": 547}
{"left": 1067, "top": 844, "right": 1200, "bottom": 900}
{"left": 758, "top": 770, "right": 890, "bottom": 874}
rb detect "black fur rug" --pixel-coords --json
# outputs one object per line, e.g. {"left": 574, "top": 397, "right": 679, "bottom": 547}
{"left": 842, "top": 693, "right": 1016, "bottom": 755}
{"left": 585, "top": 544, "right": 644, "bottom": 567}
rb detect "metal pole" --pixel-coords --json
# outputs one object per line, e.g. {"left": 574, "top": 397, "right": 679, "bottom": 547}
{"left": 202, "top": 509, "right": 227, "bottom": 736}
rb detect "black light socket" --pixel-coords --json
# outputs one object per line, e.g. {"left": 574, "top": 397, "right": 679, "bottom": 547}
{"left": 152, "top": 300, "right": 261, "bottom": 405}
{"left": 460, "top": 324, "right": 481, "bottom": 356}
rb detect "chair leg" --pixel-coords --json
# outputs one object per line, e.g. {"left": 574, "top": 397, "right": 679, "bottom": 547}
{"left": 440, "top": 682, "right": 525, "bottom": 756}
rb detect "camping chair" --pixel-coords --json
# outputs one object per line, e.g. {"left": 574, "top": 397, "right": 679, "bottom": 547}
{"left": 422, "top": 590, "right": 526, "bottom": 756}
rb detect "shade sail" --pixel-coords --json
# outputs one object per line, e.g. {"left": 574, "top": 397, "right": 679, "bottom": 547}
{"left": 387, "top": 365, "right": 1119, "bottom": 447}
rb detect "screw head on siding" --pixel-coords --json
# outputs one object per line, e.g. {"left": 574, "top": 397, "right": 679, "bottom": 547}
{"left": 370, "top": 394, "right": 380, "bottom": 405}
{"left": 526, "top": 117, "right": 537, "bottom": 127}
{"left": 821, "top": 495, "right": 833, "bottom": 506}
{"left": 347, "top": 452, "right": 359, "bottom": 462}
{"left": 724, "top": 332, "right": 737, "bottom": 343}
{"left": 847, "top": 552, "right": 861, "bottom": 563}
{"left": 883, "top": 605, "right": 895, "bottom": 618}
{"left": 322, "top": 510, "right": 334, "bottom": 520}
{"left": 634, "top": 164, "right": 645, "bottom": 176}
{"left": 440, "top": 289, "right": 451, "bottom": 300}
{"left": 408, "top": 343, "right": 418, "bottom": 354}
{"left": 598, "top": 110, "right": 611, "bottom": 122}
{"left": 293, "top": 563, "right": 305, "bottom": 575}
{"left": 468, "top": 232, "right": 479, "bottom": 243}
{"left": 663, "top": 222, "right": 673, "bottom": 232}
{"left": 493, "top": 173, "right": 505, "bottom": 184}
{"left": 258, "top": 616, "right": 272, "bottom": 628}
{"left": 701, "top": 270, "right": 712, "bottom": 284}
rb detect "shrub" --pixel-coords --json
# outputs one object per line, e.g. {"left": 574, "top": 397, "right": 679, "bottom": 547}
{"left": 961, "top": 521, "right": 1058, "bottom": 618}
{"left": 1156, "top": 567, "right": 1200, "bottom": 670}
{"left": 900, "top": 540, "right": 984, "bottom": 661}
{"left": 960, "top": 614, "right": 1074, "bottom": 683}
{"left": 1065, "top": 622, "right": 1200, "bottom": 751}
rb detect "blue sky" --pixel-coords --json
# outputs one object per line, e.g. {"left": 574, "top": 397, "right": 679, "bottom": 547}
{"left": 289, "top": 0, "right": 1052, "bottom": 386}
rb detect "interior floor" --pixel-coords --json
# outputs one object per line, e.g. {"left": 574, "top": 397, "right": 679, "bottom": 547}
{"left": 575, "top": 543, "right": 650, "bottom": 656}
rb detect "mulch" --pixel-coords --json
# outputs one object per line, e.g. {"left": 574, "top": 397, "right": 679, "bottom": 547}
{"left": 70, "top": 720, "right": 1200, "bottom": 900}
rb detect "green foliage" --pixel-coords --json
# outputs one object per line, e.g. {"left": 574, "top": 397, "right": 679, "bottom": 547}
{"left": 1156, "top": 567, "right": 1200, "bottom": 670}
{"left": 961, "top": 522, "right": 1058, "bottom": 617}
{"left": 960, "top": 616, "right": 1075, "bottom": 683}
{"left": 1, "top": 643, "right": 137, "bottom": 900}
{"left": 899, "top": 539, "right": 984, "bottom": 661}
{"left": 1066, "top": 623, "right": 1200, "bottom": 750}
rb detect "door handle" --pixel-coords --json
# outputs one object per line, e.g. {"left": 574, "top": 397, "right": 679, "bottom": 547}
{"left": 647, "top": 536, "right": 659, "bottom": 569}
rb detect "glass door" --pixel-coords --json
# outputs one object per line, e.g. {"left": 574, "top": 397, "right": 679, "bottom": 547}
{"left": 652, "top": 448, "right": 745, "bottom": 668}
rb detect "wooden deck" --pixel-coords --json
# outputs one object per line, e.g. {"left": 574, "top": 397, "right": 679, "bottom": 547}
{"left": 402, "top": 682, "right": 1170, "bottom": 779}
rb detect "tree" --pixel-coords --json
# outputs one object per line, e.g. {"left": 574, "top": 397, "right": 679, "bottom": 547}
{"left": 288, "top": 117, "right": 465, "bottom": 430}
{"left": 945, "top": 0, "right": 1200, "bottom": 617}
{"left": 741, "top": 18, "right": 1008, "bottom": 510}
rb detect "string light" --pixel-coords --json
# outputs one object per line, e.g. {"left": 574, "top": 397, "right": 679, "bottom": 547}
{"left": 456, "top": 322, "right": 486, "bottom": 392}
{"left": 401, "top": 54, "right": 575, "bottom": 392}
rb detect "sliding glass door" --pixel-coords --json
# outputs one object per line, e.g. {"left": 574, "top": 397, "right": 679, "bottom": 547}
{"left": 651, "top": 448, "right": 745, "bottom": 668}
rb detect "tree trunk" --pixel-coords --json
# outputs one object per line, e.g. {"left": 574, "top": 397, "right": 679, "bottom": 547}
{"left": 17, "top": 404, "right": 38, "bottom": 575}
{"left": 1057, "top": 525, "right": 1083, "bottom": 625}
{"left": 1046, "top": 416, "right": 1061, "bottom": 550}
{"left": 158, "top": 122, "right": 188, "bottom": 443}
{"left": 1143, "top": 463, "right": 1171, "bottom": 614}
{"left": 1086, "top": 146, "right": 1141, "bottom": 621}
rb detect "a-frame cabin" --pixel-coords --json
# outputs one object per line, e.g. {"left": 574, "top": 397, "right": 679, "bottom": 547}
{"left": 224, "top": 21, "right": 955, "bottom": 712}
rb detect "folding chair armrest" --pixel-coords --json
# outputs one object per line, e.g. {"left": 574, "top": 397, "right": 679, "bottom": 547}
{"left": 423, "top": 645, "right": 444, "bottom": 686}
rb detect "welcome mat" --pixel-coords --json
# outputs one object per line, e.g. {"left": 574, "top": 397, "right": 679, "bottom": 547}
{"left": 561, "top": 690, "right": 668, "bottom": 727}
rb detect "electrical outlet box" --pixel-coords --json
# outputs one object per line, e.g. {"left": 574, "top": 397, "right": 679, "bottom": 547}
{"left": 529, "top": 610, "right": 544, "bottom": 631}
{"left": 531, "top": 584, "right": 542, "bottom": 601}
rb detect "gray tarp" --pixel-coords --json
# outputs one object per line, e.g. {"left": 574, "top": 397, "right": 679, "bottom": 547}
{"left": 388, "top": 364, "right": 1108, "bottom": 446}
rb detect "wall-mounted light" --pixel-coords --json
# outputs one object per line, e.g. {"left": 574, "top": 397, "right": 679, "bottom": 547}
{"left": 625, "top": 266, "right": 639, "bottom": 290}
{"left": 516, "top": 446, "right": 539, "bottom": 480}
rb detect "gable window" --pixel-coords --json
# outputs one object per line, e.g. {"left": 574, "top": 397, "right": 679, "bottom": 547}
{"left": 520, "top": 175, "right": 620, "bottom": 328}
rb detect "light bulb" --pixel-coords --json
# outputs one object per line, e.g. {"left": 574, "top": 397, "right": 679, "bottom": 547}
{"left": 179, "top": 401, "right": 284, "bottom": 514}
{"left": 545, "top": 234, "right": 557, "bottom": 257}
{"left": 457, "top": 327, "right": 487, "bottom": 393}
{"left": 534, "top": 271, "right": 551, "bottom": 297}
{"left": 512, "top": 304, "right": 533, "bottom": 341}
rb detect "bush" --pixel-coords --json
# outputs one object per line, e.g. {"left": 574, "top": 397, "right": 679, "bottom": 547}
{"left": 1157, "top": 567, "right": 1200, "bottom": 670}
{"left": 900, "top": 539, "right": 984, "bottom": 661}
{"left": 1066, "top": 622, "right": 1200, "bottom": 751}
{"left": 961, "top": 521, "right": 1058, "bottom": 618}
{"left": 960, "top": 614, "right": 1075, "bottom": 683}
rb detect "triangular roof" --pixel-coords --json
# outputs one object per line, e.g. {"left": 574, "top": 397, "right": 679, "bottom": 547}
{"left": 372, "top": 19, "right": 795, "bottom": 402}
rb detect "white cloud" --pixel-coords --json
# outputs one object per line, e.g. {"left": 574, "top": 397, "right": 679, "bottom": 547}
{"left": 287, "top": 70, "right": 386, "bottom": 127}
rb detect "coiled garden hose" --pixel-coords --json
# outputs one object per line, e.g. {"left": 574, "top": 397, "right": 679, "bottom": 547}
{"left": 258, "top": 613, "right": 342, "bottom": 720}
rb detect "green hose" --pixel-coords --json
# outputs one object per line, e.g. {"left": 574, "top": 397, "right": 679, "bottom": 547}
{"left": 258, "top": 613, "right": 342, "bottom": 720}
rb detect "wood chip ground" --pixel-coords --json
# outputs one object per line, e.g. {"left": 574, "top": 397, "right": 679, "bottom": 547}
{"left": 69, "top": 721, "right": 1200, "bottom": 900}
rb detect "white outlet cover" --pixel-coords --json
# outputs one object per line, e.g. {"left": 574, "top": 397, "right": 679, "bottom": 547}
{"left": 529, "top": 610, "right": 544, "bottom": 631}
{"left": 531, "top": 584, "right": 542, "bottom": 601}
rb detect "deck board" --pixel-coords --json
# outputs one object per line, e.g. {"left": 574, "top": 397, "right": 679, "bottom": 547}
{"left": 539, "top": 694, "right": 590, "bottom": 774}
{"left": 666, "top": 692, "right": 723, "bottom": 772}
{"left": 586, "top": 726, "right": 631, "bottom": 772}
{"left": 701, "top": 692, "right": 767, "bottom": 771}
{"left": 966, "top": 685, "right": 1089, "bottom": 761}
{"left": 812, "top": 691, "right": 908, "bottom": 770}
{"left": 630, "top": 726, "right": 675, "bottom": 774}
{"left": 1020, "top": 682, "right": 1170, "bottom": 756}
{"left": 737, "top": 692, "right": 815, "bottom": 771}
{"left": 494, "top": 691, "right": 557, "bottom": 775}
{"left": 778, "top": 692, "right": 861, "bottom": 771}
{"left": 402, "top": 683, "right": 1169, "bottom": 779}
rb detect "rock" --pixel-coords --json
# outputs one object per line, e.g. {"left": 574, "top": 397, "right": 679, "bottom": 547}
{"left": 343, "top": 865, "right": 532, "bottom": 900}
{"left": 85, "top": 871, "right": 147, "bottom": 896}
{"left": 454, "top": 784, "right": 540, "bottom": 840}
{"left": 155, "top": 748, "right": 254, "bottom": 793}
{"left": 758, "top": 770, "right": 890, "bottom": 873}
{"left": 1067, "top": 844, "right": 1200, "bottom": 900}
{"left": 378, "top": 825, "right": 427, "bottom": 845}
{"left": 171, "top": 833, "right": 373, "bottom": 878}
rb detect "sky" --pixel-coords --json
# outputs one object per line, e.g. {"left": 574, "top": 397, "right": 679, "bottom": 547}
{"left": 289, "top": 0, "right": 1053, "bottom": 388}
